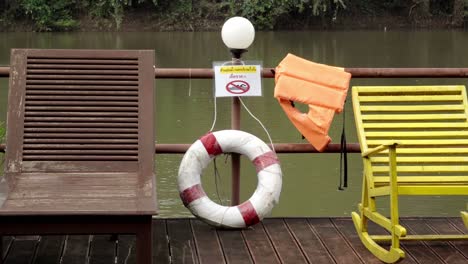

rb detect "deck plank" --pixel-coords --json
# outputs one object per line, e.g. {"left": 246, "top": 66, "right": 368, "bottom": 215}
{"left": 116, "top": 235, "right": 136, "bottom": 264}
{"left": 448, "top": 217, "right": 468, "bottom": 234}
{"left": 447, "top": 217, "right": 468, "bottom": 259}
{"left": 398, "top": 219, "right": 444, "bottom": 263}
{"left": 191, "top": 219, "right": 226, "bottom": 264}
{"left": 262, "top": 218, "right": 307, "bottom": 264}
{"left": 88, "top": 235, "right": 116, "bottom": 264}
{"left": 4, "top": 236, "right": 39, "bottom": 264}
{"left": 2, "top": 236, "right": 14, "bottom": 260}
{"left": 307, "top": 218, "right": 362, "bottom": 264}
{"left": 167, "top": 219, "right": 198, "bottom": 264}
{"left": 153, "top": 219, "right": 170, "bottom": 264}
{"left": 242, "top": 223, "right": 280, "bottom": 264}
{"left": 363, "top": 220, "right": 418, "bottom": 263}
{"left": 33, "top": 236, "right": 65, "bottom": 264}
{"left": 332, "top": 218, "right": 390, "bottom": 264}
{"left": 217, "top": 228, "right": 252, "bottom": 264}
{"left": 425, "top": 218, "right": 468, "bottom": 260}
{"left": 286, "top": 218, "right": 334, "bottom": 264}
{"left": 60, "top": 235, "right": 91, "bottom": 264}
{"left": 402, "top": 218, "right": 467, "bottom": 264}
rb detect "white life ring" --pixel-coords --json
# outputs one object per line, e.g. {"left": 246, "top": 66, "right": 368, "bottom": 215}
{"left": 178, "top": 130, "right": 282, "bottom": 228}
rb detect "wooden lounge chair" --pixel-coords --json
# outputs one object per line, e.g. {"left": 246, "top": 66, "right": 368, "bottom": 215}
{"left": 351, "top": 85, "right": 468, "bottom": 263}
{"left": 0, "top": 49, "right": 157, "bottom": 263}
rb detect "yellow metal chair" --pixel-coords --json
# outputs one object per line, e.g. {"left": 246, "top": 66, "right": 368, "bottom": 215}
{"left": 351, "top": 85, "right": 468, "bottom": 263}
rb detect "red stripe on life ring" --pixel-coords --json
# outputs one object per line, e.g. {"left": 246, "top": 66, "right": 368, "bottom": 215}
{"left": 253, "top": 151, "right": 279, "bottom": 173}
{"left": 200, "top": 132, "right": 223, "bottom": 157}
{"left": 180, "top": 184, "right": 207, "bottom": 207}
{"left": 238, "top": 201, "right": 260, "bottom": 226}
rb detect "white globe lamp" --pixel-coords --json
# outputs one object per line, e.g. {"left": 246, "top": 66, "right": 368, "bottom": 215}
{"left": 221, "top": 17, "right": 255, "bottom": 58}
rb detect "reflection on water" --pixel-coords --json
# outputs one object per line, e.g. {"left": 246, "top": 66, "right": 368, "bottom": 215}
{"left": 0, "top": 30, "right": 467, "bottom": 217}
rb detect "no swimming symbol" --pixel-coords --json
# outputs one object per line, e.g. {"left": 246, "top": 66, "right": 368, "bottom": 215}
{"left": 226, "top": 80, "right": 250, "bottom": 94}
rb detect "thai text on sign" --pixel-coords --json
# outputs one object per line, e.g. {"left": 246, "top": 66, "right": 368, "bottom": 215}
{"left": 219, "top": 65, "right": 258, "bottom": 73}
{"left": 213, "top": 62, "right": 262, "bottom": 97}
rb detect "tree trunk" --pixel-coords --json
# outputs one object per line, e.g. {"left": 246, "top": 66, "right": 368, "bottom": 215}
{"left": 421, "top": 0, "right": 430, "bottom": 14}
{"left": 413, "top": 0, "right": 430, "bottom": 16}
{"left": 452, "top": 0, "right": 464, "bottom": 26}
{"left": 409, "top": 0, "right": 431, "bottom": 25}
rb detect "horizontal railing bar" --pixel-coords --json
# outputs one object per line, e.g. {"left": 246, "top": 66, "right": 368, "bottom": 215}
{"left": 155, "top": 143, "right": 361, "bottom": 153}
{"left": 155, "top": 68, "right": 276, "bottom": 78}
{"left": 154, "top": 68, "right": 468, "bottom": 78}
{"left": 0, "top": 66, "right": 8, "bottom": 76}
{"left": 0, "top": 143, "right": 360, "bottom": 154}
{"left": 3, "top": 67, "right": 468, "bottom": 78}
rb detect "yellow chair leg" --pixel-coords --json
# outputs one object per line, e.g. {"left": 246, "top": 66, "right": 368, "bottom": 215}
{"left": 462, "top": 211, "right": 468, "bottom": 229}
{"left": 352, "top": 212, "right": 405, "bottom": 263}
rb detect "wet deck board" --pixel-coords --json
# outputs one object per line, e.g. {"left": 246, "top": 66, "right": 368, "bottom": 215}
{"left": 242, "top": 221, "right": 280, "bottom": 264}
{"left": 34, "top": 236, "right": 65, "bottom": 264}
{"left": 1, "top": 217, "right": 467, "bottom": 264}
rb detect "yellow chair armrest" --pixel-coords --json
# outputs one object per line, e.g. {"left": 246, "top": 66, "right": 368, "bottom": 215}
{"left": 362, "top": 141, "right": 400, "bottom": 158}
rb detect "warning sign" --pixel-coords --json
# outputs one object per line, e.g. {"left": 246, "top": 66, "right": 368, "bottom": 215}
{"left": 213, "top": 62, "right": 262, "bottom": 97}
{"left": 226, "top": 80, "right": 250, "bottom": 94}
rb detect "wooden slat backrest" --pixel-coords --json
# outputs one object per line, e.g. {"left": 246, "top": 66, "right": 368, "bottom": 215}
{"left": 6, "top": 49, "right": 155, "bottom": 176}
{"left": 352, "top": 85, "right": 468, "bottom": 185}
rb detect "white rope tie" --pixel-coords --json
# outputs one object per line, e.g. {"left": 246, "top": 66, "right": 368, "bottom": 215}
{"left": 188, "top": 68, "right": 192, "bottom": 97}
{"left": 209, "top": 96, "right": 217, "bottom": 132}
{"left": 239, "top": 97, "right": 276, "bottom": 153}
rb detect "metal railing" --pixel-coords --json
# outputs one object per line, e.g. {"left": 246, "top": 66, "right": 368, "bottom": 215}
{"left": 1, "top": 66, "right": 468, "bottom": 204}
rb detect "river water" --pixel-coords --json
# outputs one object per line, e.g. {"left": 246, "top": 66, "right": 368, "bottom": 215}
{"left": 0, "top": 30, "right": 466, "bottom": 217}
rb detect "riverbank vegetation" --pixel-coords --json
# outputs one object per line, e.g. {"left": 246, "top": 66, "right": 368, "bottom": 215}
{"left": 0, "top": 0, "right": 467, "bottom": 32}
{"left": 0, "top": 122, "right": 4, "bottom": 161}
{"left": 0, "top": 122, "right": 4, "bottom": 142}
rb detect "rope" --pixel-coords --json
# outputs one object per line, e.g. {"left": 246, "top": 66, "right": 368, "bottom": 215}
{"left": 213, "top": 158, "right": 227, "bottom": 205}
{"left": 239, "top": 97, "right": 276, "bottom": 153}
{"left": 188, "top": 33, "right": 193, "bottom": 97}
{"left": 209, "top": 96, "right": 217, "bottom": 132}
{"left": 188, "top": 68, "right": 192, "bottom": 97}
{"left": 339, "top": 103, "right": 348, "bottom": 190}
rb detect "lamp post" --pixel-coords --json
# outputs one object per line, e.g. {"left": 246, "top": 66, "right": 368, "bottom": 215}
{"left": 221, "top": 17, "right": 255, "bottom": 206}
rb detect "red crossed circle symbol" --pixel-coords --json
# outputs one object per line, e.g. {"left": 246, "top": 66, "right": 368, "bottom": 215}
{"left": 226, "top": 80, "right": 250, "bottom": 94}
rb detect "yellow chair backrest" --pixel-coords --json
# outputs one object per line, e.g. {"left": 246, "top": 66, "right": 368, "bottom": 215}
{"left": 352, "top": 85, "right": 468, "bottom": 193}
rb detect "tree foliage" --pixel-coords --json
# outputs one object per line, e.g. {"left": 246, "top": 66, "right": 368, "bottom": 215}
{"left": 20, "top": 0, "right": 79, "bottom": 31}
{"left": 228, "top": 0, "right": 346, "bottom": 29}
{"left": 0, "top": 121, "right": 4, "bottom": 143}
{"left": 0, "top": 0, "right": 349, "bottom": 31}
{"left": 0, "top": 0, "right": 466, "bottom": 31}
{"left": 0, "top": 122, "right": 4, "bottom": 164}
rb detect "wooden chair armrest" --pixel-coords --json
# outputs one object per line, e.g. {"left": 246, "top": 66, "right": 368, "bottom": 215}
{"left": 362, "top": 141, "right": 400, "bottom": 158}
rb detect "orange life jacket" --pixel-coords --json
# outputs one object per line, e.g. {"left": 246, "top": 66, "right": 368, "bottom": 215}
{"left": 274, "top": 54, "right": 351, "bottom": 152}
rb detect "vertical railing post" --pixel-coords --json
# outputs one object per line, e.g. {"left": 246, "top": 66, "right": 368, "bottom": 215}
{"left": 231, "top": 58, "right": 241, "bottom": 206}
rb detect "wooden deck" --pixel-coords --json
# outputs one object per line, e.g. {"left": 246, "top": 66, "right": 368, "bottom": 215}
{"left": 2, "top": 217, "right": 467, "bottom": 264}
